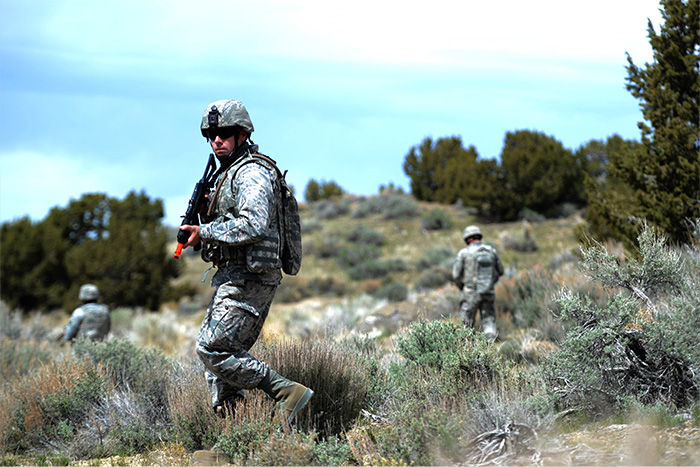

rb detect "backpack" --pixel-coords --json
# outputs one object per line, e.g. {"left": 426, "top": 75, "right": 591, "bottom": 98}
{"left": 246, "top": 154, "right": 303, "bottom": 275}
{"left": 471, "top": 244, "right": 497, "bottom": 294}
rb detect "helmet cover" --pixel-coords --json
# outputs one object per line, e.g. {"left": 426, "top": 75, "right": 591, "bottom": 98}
{"left": 200, "top": 99, "right": 254, "bottom": 137}
{"left": 79, "top": 283, "right": 100, "bottom": 301}
{"left": 462, "top": 225, "right": 483, "bottom": 240}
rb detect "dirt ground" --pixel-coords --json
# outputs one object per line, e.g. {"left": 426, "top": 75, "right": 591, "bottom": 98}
{"left": 549, "top": 421, "right": 700, "bottom": 466}
{"left": 10, "top": 422, "right": 700, "bottom": 466}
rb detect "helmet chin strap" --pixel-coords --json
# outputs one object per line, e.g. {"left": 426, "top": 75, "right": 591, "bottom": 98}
{"left": 216, "top": 133, "right": 249, "bottom": 167}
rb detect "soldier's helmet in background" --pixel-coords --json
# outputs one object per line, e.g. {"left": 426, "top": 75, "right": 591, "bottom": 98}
{"left": 200, "top": 99, "right": 254, "bottom": 137}
{"left": 462, "top": 225, "right": 483, "bottom": 241}
{"left": 79, "top": 284, "right": 100, "bottom": 301}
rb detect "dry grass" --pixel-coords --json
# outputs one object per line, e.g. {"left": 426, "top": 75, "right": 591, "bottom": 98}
{"left": 167, "top": 359, "right": 223, "bottom": 452}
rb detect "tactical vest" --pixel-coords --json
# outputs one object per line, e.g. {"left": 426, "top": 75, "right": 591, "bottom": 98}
{"left": 202, "top": 152, "right": 282, "bottom": 273}
{"left": 77, "top": 303, "right": 111, "bottom": 341}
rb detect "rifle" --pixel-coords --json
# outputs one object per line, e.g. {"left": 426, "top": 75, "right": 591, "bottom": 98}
{"left": 173, "top": 153, "right": 218, "bottom": 259}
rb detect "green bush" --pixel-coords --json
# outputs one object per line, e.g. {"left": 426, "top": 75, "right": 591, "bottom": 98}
{"left": 347, "top": 257, "right": 407, "bottom": 282}
{"left": 304, "top": 179, "right": 345, "bottom": 203}
{"left": 420, "top": 209, "right": 453, "bottom": 231}
{"left": 215, "top": 393, "right": 277, "bottom": 463}
{"left": 73, "top": 338, "right": 176, "bottom": 411}
{"left": 395, "top": 320, "right": 510, "bottom": 390}
{"left": 416, "top": 246, "right": 454, "bottom": 270}
{"left": 353, "top": 195, "right": 420, "bottom": 220}
{"left": 247, "top": 429, "right": 317, "bottom": 466}
{"left": 494, "top": 265, "right": 565, "bottom": 339}
{"left": 311, "top": 435, "right": 353, "bottom": 466}
{"left": 518, "top": 207, "right": 546, "bottom": 223}
{"left": 373, "top": 282, "right": 409, "bottom": 302}
{"left": 301, "top": 218, "right": 323, "bottom": 233}
{"left": 337, "top": 244, "right": 381, "bottom": 269}
{"left": 0, "top": 338, "right": 53, "bottom": 382}
{"left": 346, "top": 224, "right": 385, "bottom": 246}
{"left": 414, "top": 266, "right": 452, "bottom": 291}
{"left": 312, "top": 199, "right": 351, "bottom": 220}
{"left": 0, "top": 359, "right": 111, "bottom": 454}
{"left": 368, "top": 394, "right": 465, "bottom": 465}
{"left": 500, "top": 230, "right": 539, "bottom": 253}
{"left": 275, "top": 276, "right": 348, "bottom": 303}
{"left": 541, "top": 223, "right": 700, "bottom": 414}
{"left": 348, "top": 260, "right": 390, "bottom": 281}
{"left": 307, "top": 236, "right": 343, "bottom": 259}
{"left": 107, "top": 398, "right": 166, "bottom": 456}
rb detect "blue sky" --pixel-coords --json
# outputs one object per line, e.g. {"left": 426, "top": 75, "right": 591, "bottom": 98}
{"left": 0, "top": 0, "right": 662, "bottom": 227}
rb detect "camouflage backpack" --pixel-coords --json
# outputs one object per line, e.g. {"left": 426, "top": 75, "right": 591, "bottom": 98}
{"left": 242, "top": 154, "right": 302, "bottom": 275}
{"left": 471, "top": 244, "right": 498, "bottom": 294}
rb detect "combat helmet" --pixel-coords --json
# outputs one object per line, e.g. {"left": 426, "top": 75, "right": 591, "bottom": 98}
{"left": 79, "top": 284, "right": 100, "bottom": 301}
{"left": 462, "top": 225, "right": 482, "bottom": 241}
{"left": 200, "top": 99, "right": 254, "bottom": 138}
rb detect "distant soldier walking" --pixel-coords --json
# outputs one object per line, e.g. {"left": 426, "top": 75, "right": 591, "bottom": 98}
{"left": 452, "top": 225, "right": 504, "bottom": 340}
{"left": 63, "top": 284, "right": 111, "bottom": 342}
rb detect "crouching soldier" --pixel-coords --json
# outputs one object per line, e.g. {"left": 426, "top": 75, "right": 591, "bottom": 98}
{"left": 63, "top": 284, "right": 111, "bottom": 342}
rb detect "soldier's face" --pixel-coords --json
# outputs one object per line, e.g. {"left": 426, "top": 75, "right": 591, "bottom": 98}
{"left": 210, "top": 133, "right": 237, "bottom": 157}
{"left": 209, "top": 131, "right": 247, "bottom": 157}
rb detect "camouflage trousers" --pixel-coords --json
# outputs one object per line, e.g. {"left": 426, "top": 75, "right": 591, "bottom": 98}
{"left": 459, "top": 290, "right": 496, "bottom": 329}
{"left": 196, "top": 280, "right": 277, "bottom": 408}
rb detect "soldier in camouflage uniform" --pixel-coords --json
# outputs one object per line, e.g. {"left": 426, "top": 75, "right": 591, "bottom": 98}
{"left": 452, "top": 225, "right": 504, "bottom": 340}
{"left": 179, "top": 99, "right": 313, "bottom": 423}
{"left": 63, "top": 284, "right": 111, "bottom": 342}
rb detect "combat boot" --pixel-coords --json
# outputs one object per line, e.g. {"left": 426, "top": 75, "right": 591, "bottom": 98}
{"left": 258, "top": 369, "right": 314, "bottom": 424}
{"left": 482, "top": 318, "right": 498, "bottom": 341}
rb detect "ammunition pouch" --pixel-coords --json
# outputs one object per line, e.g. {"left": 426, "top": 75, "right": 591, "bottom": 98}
{"left": 202, "top": 229, "right": 281, "bottom": 273}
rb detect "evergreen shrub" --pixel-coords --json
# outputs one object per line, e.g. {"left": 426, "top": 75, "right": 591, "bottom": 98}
{"left": 346, "top": 224, "right": 385, "bottom": 246}
{"left": 541, "top": 222, "right": 700, "bottom": 414}
{"left": 215, "top": 392, "right": 277, "bottom": 463}
{"left": 312, "top": 199, "right": 351, "bottom": 220}
{"left": 420, "top": 208, "right": 453, "bottom": 231}
{"left": 301, "top": 218, "right": 323, "bottom": 233}
{"left": 395, "top": 320, "right": 510, "bottom": 389}
{"left": 73, "top": 338, "right": 176, "bottom": 411}
{"left": 414, "top": 266, "right": 452, "bottom": 291}
{"left": 494, "top": 265, "right": 565, "bottom": 340}
{"left": 353, "top": 195, "right": 420, "bottom": 220}
{"left": 337, "top": 244, "right": 381, "bottom": 269}
{"left": 307, "top": 236, "right": 342, "bottom": 259}
{"left": 416, "top": 246, "right": 454, "bottom": 270}
{"left": 373, "top": 282, "right": 409, "bottom": 302}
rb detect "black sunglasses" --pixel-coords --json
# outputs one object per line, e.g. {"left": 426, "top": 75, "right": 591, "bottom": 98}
{"left": 203, "top": 126, "right": 238, "bottom": 141}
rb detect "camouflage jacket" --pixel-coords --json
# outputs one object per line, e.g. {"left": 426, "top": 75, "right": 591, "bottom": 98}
{"left": 452, "top": 241, "right": 504, "bottom": 295}
{"left": 64, "top": 302, "right": 111, "bottom": 342}
{"left": 199, "top": 145, "right": 282, "bottom": 285}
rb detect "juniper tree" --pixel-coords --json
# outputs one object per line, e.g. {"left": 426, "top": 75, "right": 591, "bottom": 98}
{"left": 586, "top": 0, "right": 700, "bottom": 247}
{"left": 0, "top": 191, "right": 179, "bottom": 312}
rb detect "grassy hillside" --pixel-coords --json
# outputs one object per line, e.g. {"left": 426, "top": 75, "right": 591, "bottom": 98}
{"left": 168, "top": 193, "right": 583, "bottom": 341}
{"left": 3, "top": 194, "right": 699, "bottom": 466}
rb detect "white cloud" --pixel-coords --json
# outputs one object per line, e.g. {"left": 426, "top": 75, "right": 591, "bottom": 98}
{"left": 0, "top": 0, "right": 664, "bottom": 227}
{"left": 5, "top": 0, "right": 661, "bottom": 67}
